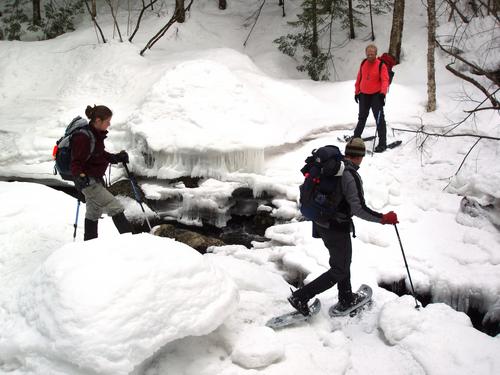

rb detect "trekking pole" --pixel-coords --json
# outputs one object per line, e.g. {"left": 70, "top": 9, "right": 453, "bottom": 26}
{"left": 372, "top": 110, "right": 381, "bottom": 155}
{"left": 73, "top": 199, "right": 81, "bottom": 242}
{"left": 122, "top": 162, "right": 152, "bottom": 230}
{"left": 394, "top": 224, "right": 421, "bottom": 309}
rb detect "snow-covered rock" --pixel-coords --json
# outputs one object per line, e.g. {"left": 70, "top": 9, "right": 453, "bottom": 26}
{"left": 379, "top": 296, "right": 500, "bottom": 375}
{"left": 230, "top": 326, "right": 284, "bottom": 369}
{"left": 15, "top": 234, "right": 239, "bottom": 375}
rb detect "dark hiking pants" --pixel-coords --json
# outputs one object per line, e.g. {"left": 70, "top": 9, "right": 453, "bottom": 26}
{"left": 294, "top": 225, "right": 353, "bottom": 302}
{"left": 353, "top": 93, "right": 387, "bottom": 146}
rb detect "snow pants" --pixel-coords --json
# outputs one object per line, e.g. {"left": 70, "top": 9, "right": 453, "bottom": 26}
{"left": 294, "top": 225, "right": 353, "bottom": 302}
{"left": 82, "top": 180, "right": 124, "bottom": 221}
{"left": 353, "top": 93, "right": 387, "bottom": 147}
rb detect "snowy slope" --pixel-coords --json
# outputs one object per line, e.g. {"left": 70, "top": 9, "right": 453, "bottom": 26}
{"left": 0, "top": 1, "right": 499, "bottom": 374}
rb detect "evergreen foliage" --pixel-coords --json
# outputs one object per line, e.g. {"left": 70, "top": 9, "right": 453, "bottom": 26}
{"left": 2, "top": 0, "right": 29, "bottom": 40}
{"left": 43, "top": 0, "right": 84, "bottom": 39}
{"left": 0, "top": 0, "right": 84, "bottom": 40}
{"left": 274, "top": 0, "right": 391, "bottom": 81}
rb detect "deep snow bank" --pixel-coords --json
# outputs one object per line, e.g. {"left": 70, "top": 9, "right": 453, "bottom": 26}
{"left": 15, "top": 233, "right": 238, "bottom": 375}
{"left": 379, "top": 296, "right": 500, "bottom": 375}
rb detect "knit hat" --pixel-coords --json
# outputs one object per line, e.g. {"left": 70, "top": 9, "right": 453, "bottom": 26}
{"left": 345, "top": 137, "right": 366, "bottom": 157}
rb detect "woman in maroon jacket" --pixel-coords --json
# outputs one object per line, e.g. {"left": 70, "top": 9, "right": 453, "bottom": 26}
{"left": 71, "top": 105, "right": 132, "bottom": 240}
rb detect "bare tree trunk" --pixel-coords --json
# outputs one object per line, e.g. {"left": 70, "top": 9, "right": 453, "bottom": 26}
{"left": 427, "top": 0, "right": 437, "bottom": 112}
{"left": 92, "top": 0, "right": 97, "bottom": 17}
{"left": 32, "top": 0, "right": 41, "bottom": 26}
{"left": 279, "top": 0, "right": 285, "bottom": 17}
{"left": 219, "top": 0, "right": 227, "bottom": 10}
{"left": 311, "top": 0, "right": 320, "bottom": 81}
{"left": 389, "top": 0, "right": 405, "bottom": 63}
{"left": 175, "top": 0, "right": 185, "bottom": 23}
{"left": 84, "top": 0, "right": 107, "bottom": 43}
{"left": 348, "top": 0, "right": 355, "bottom": 39}
{"left": 369, "top": 0, "right": 375, "bottom": 41}
{"left": 106, "top": 0, "right": 123, "bottom": 42}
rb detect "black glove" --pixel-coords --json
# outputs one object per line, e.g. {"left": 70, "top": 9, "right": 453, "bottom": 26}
{"left": 74, "top": 174, "right": 90, "bottom": 191}
{"left": 110, "top": 150, "right": 129, "bottom": 164}
{"left": 379, "top": 93, "right": 386, "bottom": 106}
{"left": 355, "top": 94, "right": 360, "bottom": 103}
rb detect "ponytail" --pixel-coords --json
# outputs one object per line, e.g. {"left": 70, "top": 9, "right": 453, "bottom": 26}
{"left": 85, "top": 105, "right": 113, "bottom": 124}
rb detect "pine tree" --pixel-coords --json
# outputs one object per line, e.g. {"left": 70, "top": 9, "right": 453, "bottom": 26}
{"left": 274, "top": 0, "right": 391, "bottom": 81}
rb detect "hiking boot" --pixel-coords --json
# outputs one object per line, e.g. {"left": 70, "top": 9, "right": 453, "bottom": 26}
{"left": 112, "top": 212, "right": 133, "bottom": 234}
{"left": 336, "top": 292, "right": 365, "bottom": 312}
{"left": 374, "top": 144, "right": 387, "bottom": 153}
{"left": 287, "top": 293, "right": 310, "bottom": 316}
{"left": 84, "top": 219, "right": 98, "bottom": 241}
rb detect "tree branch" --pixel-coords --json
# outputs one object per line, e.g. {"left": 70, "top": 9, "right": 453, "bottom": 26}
{"left": 436, "top": 39, "right": 499, "bottom": 108}
{"left": 129, "top": 0, "right": 160, "bottom": 42}
{"left": 477, "top": 0, "right": 500, "bottom": 22}
{"left": 444, "top": 63, "right": 499, "bottom": 108}
{"left": 436, "top": 38, "right": 499, "bottom": 86}
{"left": 445, "top": 0, "right": 469, "bottom": 23}
{"left": 391, "top": 127, "right": 500, "bottom": 141}
{"left": 140, "top": 0, "right": 194, "bottom": 55}
{"left": 84, "top": 0, "right": 106, "bottom": 43}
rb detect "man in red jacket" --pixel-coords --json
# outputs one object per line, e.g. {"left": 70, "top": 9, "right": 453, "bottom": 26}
{"left": 353, "top": 44, "right": 390, "bottom": 153}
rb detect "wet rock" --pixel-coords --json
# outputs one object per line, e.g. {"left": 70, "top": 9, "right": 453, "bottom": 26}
{"left": 175, "top": 230, "right": 225, "bottom": 253}
{"left": 153, "top": 224, "right": 225, "bottom": 253}
{"left": 108, "top": 179, "right": 145, "bottom": 201}
{"left": 253, "top": 211, "right": 275, "bottom": 235}
{"left": 153, "top": 224, "right": 176, "bottom": 238}
{"left": 170, "top": 176, "right": 201, "bottom": 188}
{"left": 232, "top": 187, "right": 254, "bottom": 199}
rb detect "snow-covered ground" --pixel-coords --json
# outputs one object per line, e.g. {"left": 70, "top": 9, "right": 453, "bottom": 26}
{"left": 0, "top": 1, "right": 499, "bottom": 374}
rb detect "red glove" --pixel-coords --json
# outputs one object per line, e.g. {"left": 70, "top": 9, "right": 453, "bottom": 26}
{"left": 381, "top": 211, "right": 399, "bottom": 225}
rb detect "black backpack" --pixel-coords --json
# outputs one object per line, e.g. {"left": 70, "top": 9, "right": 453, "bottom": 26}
{"left": 299, "top": 145, "right": 344, "bottom": 225}
{"left": 52, "top": 116, "right": 95, "bottom": 181}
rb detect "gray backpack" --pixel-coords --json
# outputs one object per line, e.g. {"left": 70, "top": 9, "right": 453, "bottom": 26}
{"left": 53, "top": 116, "right": 95, "bottom": 180}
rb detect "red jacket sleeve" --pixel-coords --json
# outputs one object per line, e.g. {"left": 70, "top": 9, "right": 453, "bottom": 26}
{"left": 71, "top": 133, "right": 91, "bottom": 176}
{"left": 354, "top": 64, "right": 362, "bottom": 95}
{"left": 380, "top": 62, "right": 390, "bottom": 95}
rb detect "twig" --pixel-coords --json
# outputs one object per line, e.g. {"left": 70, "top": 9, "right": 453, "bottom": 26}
{"left": 455, "top": 137, "right": 481, "bottom": 176}
{"left": 243, "top": 0, "right": 266, "bottom": 47}
{"left": 391, "top": 127, "right": 500, "bottom": 141}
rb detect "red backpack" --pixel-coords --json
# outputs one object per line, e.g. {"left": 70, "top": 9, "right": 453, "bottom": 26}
{"left": 379, "top": 53, "right": 396, "bottom": 84}
{"left": 360, "top": 52, "right": 397, "bottom": 84}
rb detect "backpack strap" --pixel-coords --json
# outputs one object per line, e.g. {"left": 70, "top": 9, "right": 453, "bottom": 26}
{"left": 75, "top": 128, "right": 96, "bottom": 158}
{"left": 359, "top": 58, "right": 385, "bottom": 83}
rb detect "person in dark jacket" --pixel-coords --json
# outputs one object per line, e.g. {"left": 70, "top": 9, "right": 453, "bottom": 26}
{"left": 288, "top": 138, "right": 399, "bottom": 316}
{"left": 71, "top": 105, "right": 132, "bottom": 241}
{"left": 353, "top": 44, "right": 390, "bottom": 152}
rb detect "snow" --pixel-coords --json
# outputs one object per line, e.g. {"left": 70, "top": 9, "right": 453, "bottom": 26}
{"left": 379, "top": 296, "right": 500, "bottom": 375}
{"left": 230, "top": 326, "right": 284, "bottom": 369}
{"left": 0, "top": 0, "right": 499, "bottom": 374}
